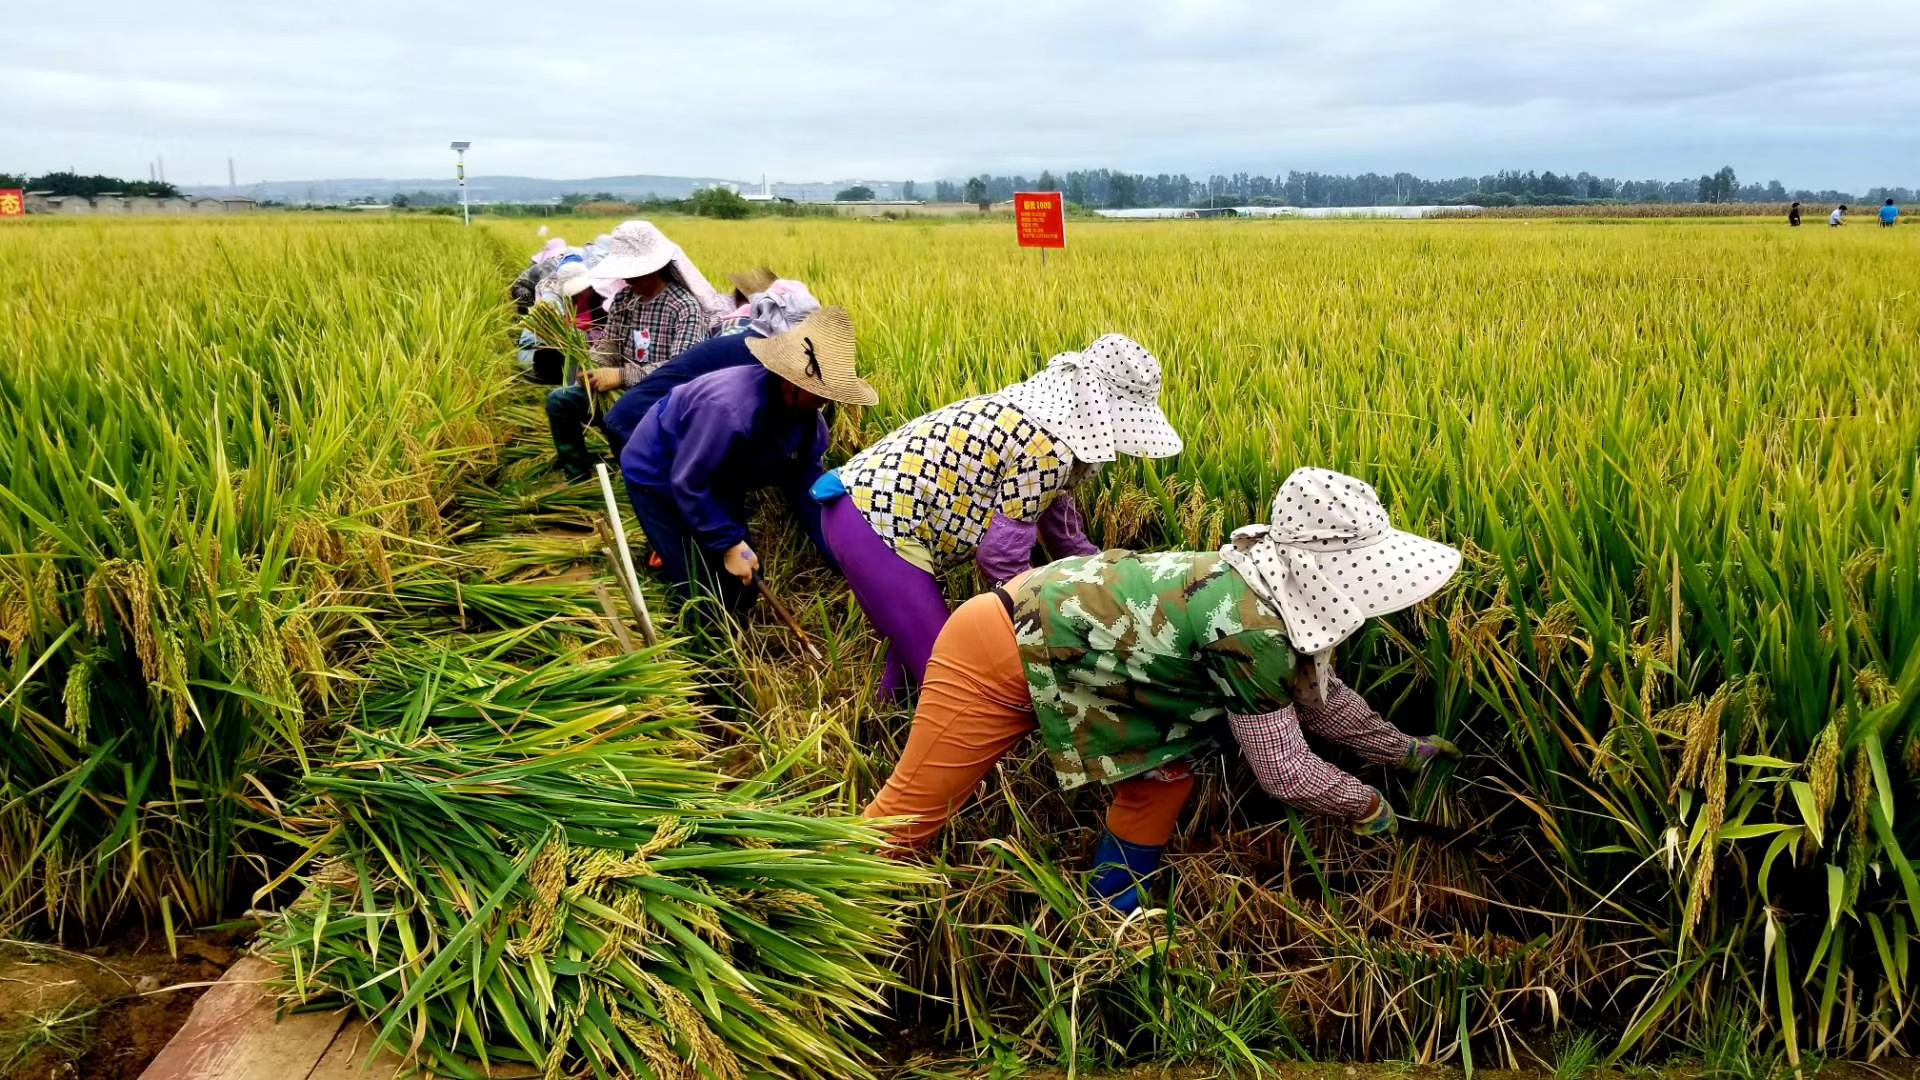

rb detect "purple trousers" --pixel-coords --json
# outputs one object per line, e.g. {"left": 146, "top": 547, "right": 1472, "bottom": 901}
{"left": 820, "top": 495, "right": 951, "bottom": 699}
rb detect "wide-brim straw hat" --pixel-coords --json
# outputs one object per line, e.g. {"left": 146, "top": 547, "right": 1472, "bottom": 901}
{"left": 728, "top": 266, "right": 779, "bottom": 297}
{"left": 746, "top": 307, "right": 877, "bottom": 407}
{"left": 591, "top": 221, "right": 676, "bottom": 281}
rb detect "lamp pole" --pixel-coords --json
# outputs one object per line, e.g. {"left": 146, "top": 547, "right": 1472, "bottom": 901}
{"left": 450, "top": 141, "right": 471, "bottom": 225}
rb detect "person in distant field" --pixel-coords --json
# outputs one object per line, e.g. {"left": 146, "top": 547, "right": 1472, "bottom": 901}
{"left": 601, "top": 279, "right": 822, "bottom": 455}
{"left": 559, "top": 265, "right": 609, "bottom": 341}
{"left": 544, "top": 222, "right": 715, "bottom": 481}
{"left": 520, "top": 263, "right": 608, "bottom": 385}
{"left": 511, "top": 237, "right": 569, "bottom": 313}
{"left": 1830, "top": 205, "right": 1847, "bottom": 227}
{"left": 862, "top": 468, "right": 1464, "bottom": 913}
{"left": 812, "top": 335, "right": 1184, "bottom": 700}
{"left": 1788, "top": 202, "right": 1802, "bottom": 227}
{"left": 1881, "top": 199, "right": 1900, "bottom": 227}
{"left": 620, "top": 307, "right": 871, "bottom": 612}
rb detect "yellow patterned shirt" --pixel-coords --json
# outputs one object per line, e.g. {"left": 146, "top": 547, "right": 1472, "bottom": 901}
{"left": 842, "top": 396, "right": 1075, "bottom": 573}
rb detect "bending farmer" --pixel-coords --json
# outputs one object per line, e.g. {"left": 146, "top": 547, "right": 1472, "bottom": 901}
{"left": 601, "top": 280, "right": 822, "bottom": 456}
{"left": 863, "top": 468, "right": 1462, "bottom": 911}
{"left": 620, "top": 307, "right": 874, "bottom": 612}
{"left": 814, "top": 334, "right": 1183, "bottom": 699}
{"left": 546, "top": 221, "right": 715, "bottom": 481}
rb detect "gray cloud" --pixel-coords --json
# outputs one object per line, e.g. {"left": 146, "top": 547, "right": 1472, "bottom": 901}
{"left": 7, "top": 0, "right": 1915, "bottom": 190}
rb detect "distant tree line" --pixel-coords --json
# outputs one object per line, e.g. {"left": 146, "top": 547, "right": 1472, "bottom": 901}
{"left": 0, "top": 170, "right": 180, "bottom": 198}
{"left": 928, "top": 167, "right": 1908, "bottom": 210}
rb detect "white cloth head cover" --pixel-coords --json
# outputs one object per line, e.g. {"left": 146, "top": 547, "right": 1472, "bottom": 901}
{"left": 553, "top": 261, "right": 597, "bottom": 299}
{"left": 1220, "top": 468, "right": 1462, "bottom": 669}
{"left": 590, "top": 221, "right": 731, "bottom": 325}
{"left": 995, "top": 333, "right": 1183, "bottom": 464}
{"left": 582, "top": 234, "right": 613, "bottom": 268}
{"left": 744, "top": 279, "right": 821, "bottom": 337}
{"left": 534, "top": 250, "right": 585, "bottom": 304}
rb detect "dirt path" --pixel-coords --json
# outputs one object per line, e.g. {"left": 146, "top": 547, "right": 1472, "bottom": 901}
{"left": 0, "top": 935, "right": 239, "bottom": 1080}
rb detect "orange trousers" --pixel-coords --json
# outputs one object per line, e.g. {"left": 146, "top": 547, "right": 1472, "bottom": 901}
{"left": 863, "top": 590, "right": 1196, "bottom": 847}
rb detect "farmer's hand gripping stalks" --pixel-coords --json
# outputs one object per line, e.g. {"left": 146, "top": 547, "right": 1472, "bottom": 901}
{"left": 1228, "top": 672, "right": 1460, "bottom": 840}
{"left": 862, "top": 467, "right": 1463, "bottom": 913}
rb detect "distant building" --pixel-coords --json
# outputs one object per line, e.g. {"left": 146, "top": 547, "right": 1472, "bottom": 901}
{"left": 30, "top": 194, "right": 92, "bottom": 214}
{"left": 21, "top": 192, "right": 250, "bottom": 215}
{"left": 1093, "top": 204, "right": 1479, "bottom": 220}
{"left": 184, "top": 197, "right": 260, "bottom": 214}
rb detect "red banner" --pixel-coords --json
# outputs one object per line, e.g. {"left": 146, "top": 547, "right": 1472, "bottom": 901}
{"left": 1015, "top": 191, "right": 1065, "bottom": 249}
{"left": 0, "top": 189, "right": 23, "bottom": 217}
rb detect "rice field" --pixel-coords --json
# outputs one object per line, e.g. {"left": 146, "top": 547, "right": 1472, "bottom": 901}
{"left": 1, "top": 212, "right": 1916, "bottom": 1076}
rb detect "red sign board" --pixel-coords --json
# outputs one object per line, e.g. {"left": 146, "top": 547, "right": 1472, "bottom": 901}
{"left": 1015, "top": 191, "right": 1065, "bottom": 249}
{"left": 0, "top": 190, "right": 23, "bottom": 217}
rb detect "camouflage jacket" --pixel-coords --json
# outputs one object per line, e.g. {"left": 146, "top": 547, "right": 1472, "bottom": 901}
{"left": 1010, "top": 549, "right": 1298, "bottom": 789}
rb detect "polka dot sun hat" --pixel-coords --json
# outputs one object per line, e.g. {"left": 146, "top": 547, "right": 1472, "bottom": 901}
{"left": 996, "top": 334, "right": 1183, "bottom": 463}
{"left": 1219, "top": 468, "right": 1462, "bottom": 655}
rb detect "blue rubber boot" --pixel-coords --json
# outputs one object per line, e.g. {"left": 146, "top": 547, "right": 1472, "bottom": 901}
{"left": 1088, "top": 831, "right": 1165, "bottom": 914}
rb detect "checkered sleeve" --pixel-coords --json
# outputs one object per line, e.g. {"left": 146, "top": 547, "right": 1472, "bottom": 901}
{"left": 1228, "top": 706, "right": 1379, "bottom": 820}
{"left": 623, "top": 291, "right": 712, "bottom": 386}
{"left": 1296, "top": 675, "right": 1417, "bottom": 766}
{"left": 592, "top": 294, "right": 634, "bottom": 368}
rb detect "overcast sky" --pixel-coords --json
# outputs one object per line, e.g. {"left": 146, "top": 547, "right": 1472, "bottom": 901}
{"left": 8, "top": 0, "right": 1917, "bottom": 190}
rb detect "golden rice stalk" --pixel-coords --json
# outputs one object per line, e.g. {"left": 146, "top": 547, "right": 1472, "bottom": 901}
{"left": 1806, "top": 719, "right": 1844, "bottom": 825}
{"left": 1850, "top": 744, "right": 1875, "bottom": 841}
{"left": 1681, "top": 739, "right": 1728, "bottom": 940}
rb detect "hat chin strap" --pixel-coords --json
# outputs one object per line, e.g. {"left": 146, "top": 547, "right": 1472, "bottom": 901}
{"left": 1312, "top": 648, "right": 1333, "bottom": 704}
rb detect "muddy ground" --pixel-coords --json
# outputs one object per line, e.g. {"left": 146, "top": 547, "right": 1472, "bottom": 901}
{"left": 944, "top": 1067, "right": 1920, "bottom": 1079}
{"left": 0, "top": 933, "right": 239, "bottom": 1080}
{"left": 6, "top": 941, "right": 1920, "bottom": 1080}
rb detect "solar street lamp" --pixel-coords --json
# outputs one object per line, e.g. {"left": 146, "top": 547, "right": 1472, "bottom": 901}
{"left": 450, "top": 141, "right": 472, "bottom": 225}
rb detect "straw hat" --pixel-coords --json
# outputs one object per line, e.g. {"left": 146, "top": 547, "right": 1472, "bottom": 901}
{"left": 728, "top": 266, "right": 779, "bottom": 297}
{"left": 591, "top": 221, "right": 676, "bottom": 281}
{"left": 745, "top": 307, "right": 877, "bottom": 406}
{"left": 1220, "top": 468, "right": 1461, "bottom": 656}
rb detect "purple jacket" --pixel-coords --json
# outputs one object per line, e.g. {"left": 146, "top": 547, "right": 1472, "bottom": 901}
{"left": 621, "top": 364, "right": 830, "bottom": 556}
{"left": 973, "top": 495, "right": 1101, "bottom": 585}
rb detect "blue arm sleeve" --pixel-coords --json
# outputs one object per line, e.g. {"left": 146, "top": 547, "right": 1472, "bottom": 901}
{"left": 784, "top": 415, "right": 836, "bottom": 570}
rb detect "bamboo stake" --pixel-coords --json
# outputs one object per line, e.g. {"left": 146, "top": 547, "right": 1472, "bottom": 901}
{"left": 594, "top": 464, "right": 659, "bottom": 647}
{"left": 593, "top": 580, "right": 638, "bottom": 654}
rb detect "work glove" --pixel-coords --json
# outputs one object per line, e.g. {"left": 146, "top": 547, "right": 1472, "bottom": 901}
{"left": 1353, "top": 790, "right": 1398, "bottom": 837}
{"left": 1401, "top": 735, "right": 1461, "bottom": 771}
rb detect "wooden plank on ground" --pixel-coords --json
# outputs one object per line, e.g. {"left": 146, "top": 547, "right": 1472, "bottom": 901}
{"left": 138, "top": 956, "right": 347, "bottom": 1080}
{"left": 307, "top": 1021, "right": 542, "bottom": 1080}
{"left": 302, "top": 1023, "right": 407, "bottom": 1080}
